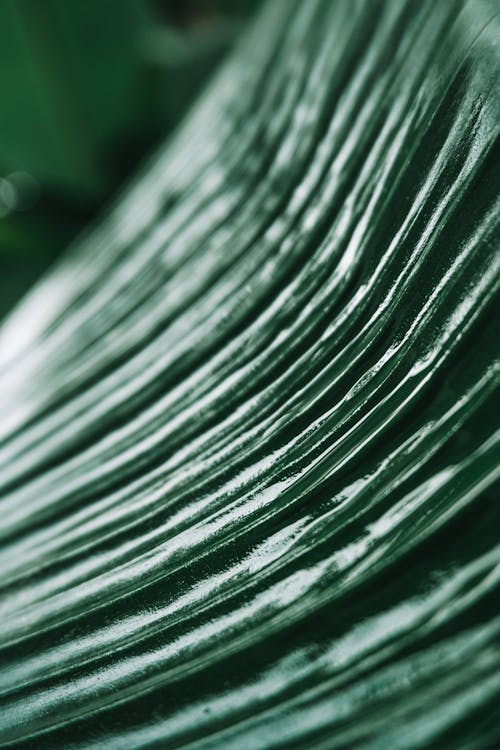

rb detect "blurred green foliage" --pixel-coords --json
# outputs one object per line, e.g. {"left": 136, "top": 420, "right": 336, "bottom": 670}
{"left": 0, "top": 0, "right": 258, "bottom": 319}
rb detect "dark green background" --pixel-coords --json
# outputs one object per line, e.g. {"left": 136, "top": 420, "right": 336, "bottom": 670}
{"left": 0, "top": 0, "right": 258, "bottom": 320}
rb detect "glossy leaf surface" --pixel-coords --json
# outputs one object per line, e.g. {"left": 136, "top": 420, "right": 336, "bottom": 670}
{"left": 0, "top": 0, "right": 499, "bottom": 747}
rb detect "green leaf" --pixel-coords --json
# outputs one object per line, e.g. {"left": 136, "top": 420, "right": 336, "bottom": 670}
{"left": 0, "top": 1, "right": 499, "bottom": 748}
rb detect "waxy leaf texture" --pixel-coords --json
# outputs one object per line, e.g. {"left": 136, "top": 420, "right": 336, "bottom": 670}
{"left": 0, "top": 0, "right": 499, "bottom": 747}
